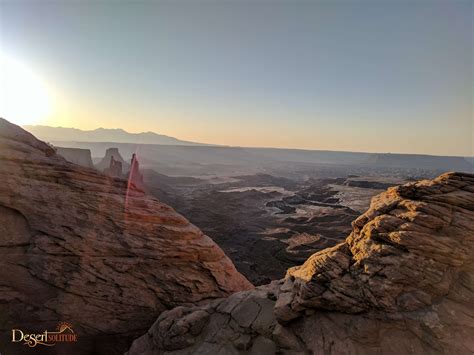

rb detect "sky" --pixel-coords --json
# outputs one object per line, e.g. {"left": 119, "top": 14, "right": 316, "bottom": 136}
{"left": 0, "top": 0, "right": 472, "bottom": 156}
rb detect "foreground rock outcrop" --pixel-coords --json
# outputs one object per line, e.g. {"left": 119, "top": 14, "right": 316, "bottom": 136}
{"left": 0, "top": 118, "right": 252, "bottom": 354}
{"left": 128, "top": 172, "right": 474, "bottom": 354}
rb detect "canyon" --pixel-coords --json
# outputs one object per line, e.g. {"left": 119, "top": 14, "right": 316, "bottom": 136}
{"left": 128, "top": 172, "right": 474, "bottom": 354}
{"left": 0, "top": 118, "right": 473, "bottom": 354}
{"left": 3, "top": 1, "right": 470, "bottom": 354}
{"left": 52, "top": 140, "right": 467, "bottom": 286}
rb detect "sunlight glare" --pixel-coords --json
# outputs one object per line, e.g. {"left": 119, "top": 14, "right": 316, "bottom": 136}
{"left": 0, "top": 53, "right": 52, "bottom": 126}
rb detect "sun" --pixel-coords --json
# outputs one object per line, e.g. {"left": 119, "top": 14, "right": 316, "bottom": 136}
{"left": 0, "top": 53, "right": 53, "bottom": 126}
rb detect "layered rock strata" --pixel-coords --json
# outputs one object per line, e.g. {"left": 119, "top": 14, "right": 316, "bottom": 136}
{"left": 128, "top": 172, "right": 474, "bottom": 354}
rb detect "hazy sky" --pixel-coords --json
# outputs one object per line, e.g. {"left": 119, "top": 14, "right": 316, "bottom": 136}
{"left": 0, "top": 0, "right": 472, "bottom": 155}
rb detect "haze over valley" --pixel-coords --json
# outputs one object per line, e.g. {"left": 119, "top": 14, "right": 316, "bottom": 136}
{"left": 2, "top": 118, "right": 474, "bottom": 354}
{"left": 1, "top": 0, "right": 472, "bottom": 354}
{"left": 21, "top": 123, "right": 473, "bottom": 286}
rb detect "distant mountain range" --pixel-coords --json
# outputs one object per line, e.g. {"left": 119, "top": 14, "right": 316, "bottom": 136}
{"left": 23, "top": 125, "right": 209, "bottom": 146}
{"left": 22, "top": 125, "right": 474, "bottom": 176}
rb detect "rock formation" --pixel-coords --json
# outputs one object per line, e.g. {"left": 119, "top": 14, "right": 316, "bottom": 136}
{"left": 95, "top": 147, "right": 130, "bottom": 172}
{"left": 129, "top": 153, "right": 145, "bottom": 191}
{"left": 55, "top": 146, "right": 94, "bottom": 168}
{"left": 0, "top": 118, "right": 252, "bottom": 354}
{"left": 104, "top": 155, "right": 123, "bottom": 177}
{"left": 128, "top": 172, "right": 474, "bottom": 354}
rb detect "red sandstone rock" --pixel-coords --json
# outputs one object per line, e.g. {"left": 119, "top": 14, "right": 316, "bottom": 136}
{"left": 0, "top": 118, "right": 252, "bottom": 354}
{"left": 128, "top": 153, "right": 144, "bottom": 191}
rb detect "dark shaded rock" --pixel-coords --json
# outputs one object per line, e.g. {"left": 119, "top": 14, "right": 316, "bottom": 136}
{"left": 265, "top": 200, "right": 296, "bottom": 213}
{"left": 282, "top": 195, "right": 306, "bottom": 205}
{"left": 343, "top": 179, "right": 397, "bottom": 189}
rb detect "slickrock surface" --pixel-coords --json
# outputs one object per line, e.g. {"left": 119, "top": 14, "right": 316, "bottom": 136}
{"left": 128, "top": 172, "right": 474, "bottom": 354}
{"left": 0, "top": 118, "right": 252, "bottom": 354}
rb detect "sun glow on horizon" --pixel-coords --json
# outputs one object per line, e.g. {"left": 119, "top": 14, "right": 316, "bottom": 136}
{"left": 0, "top": 53, "right": 53, "bottom": 126}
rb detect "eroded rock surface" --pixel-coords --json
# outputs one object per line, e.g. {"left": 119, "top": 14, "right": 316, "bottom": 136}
{"left": 128, "top": 172, "right": 474, "bottom": 354}
{"left": 0, "top": 118, "right": 252, "bottom": 354}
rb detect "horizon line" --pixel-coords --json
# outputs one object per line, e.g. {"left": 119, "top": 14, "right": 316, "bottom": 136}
{"left": 22, "top": 123, "right": 474, "bottom": 159}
